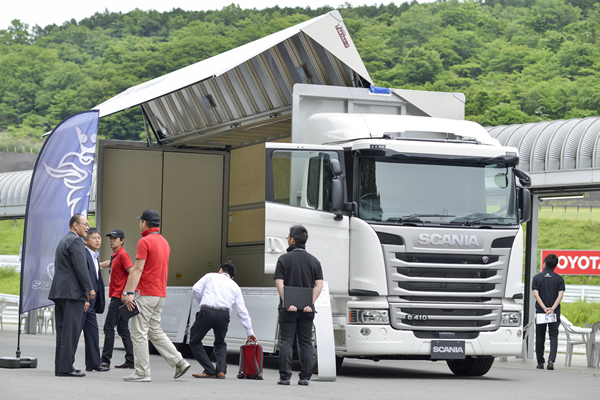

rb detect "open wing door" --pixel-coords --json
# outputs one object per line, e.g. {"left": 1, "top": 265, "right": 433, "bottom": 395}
{"left": 264, "top": 143, "right": 349, "bottom": 295}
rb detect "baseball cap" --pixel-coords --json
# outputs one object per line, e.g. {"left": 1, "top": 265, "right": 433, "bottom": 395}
{"left": 106, "top": 229, "right": 125, "bottom": 239}
{"left": 137, "top": 209, "right": 161, "bottom": 223}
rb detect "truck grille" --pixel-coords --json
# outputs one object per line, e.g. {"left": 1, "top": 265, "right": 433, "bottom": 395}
{"left": 389, "top": 302, "right": 502, "bottom": 331}
{"left": 376, "top": 228, "right": 516, "bottom": 332}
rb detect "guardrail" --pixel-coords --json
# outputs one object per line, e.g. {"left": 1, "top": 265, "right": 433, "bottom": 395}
{"left": 561, "top": 285, "right": 600, "bottom": 303}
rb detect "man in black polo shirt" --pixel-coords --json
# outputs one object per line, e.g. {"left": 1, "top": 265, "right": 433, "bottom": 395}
{"left": 273, "top": 225, "right": 323, "bottom": 386}
{"left": 532, "top": 253, "right": 565, "bottom": 370}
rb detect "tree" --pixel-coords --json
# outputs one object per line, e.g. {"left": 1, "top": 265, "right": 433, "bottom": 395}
{"left": 402, "top": 47, "right": 444, "bottom": 85}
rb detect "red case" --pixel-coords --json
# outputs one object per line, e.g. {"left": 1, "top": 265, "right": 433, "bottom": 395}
{"left": 237, "top": 342, "right": 263, "bottom": 380}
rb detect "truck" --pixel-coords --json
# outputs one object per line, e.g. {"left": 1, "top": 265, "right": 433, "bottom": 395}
{"left": 93, "top": 10, "right": 531, "bottom": 377}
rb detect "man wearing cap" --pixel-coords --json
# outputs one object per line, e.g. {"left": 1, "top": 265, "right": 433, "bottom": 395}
{"left": 98, "top": 229, "right": 134, "bottom": 370}
{"left": 121, "top": 209, "right": 191, "bottom": 382}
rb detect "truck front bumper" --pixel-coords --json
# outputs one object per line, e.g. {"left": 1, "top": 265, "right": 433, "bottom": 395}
{"left": 341, "top": 325, "right": 522, "bottom": 358}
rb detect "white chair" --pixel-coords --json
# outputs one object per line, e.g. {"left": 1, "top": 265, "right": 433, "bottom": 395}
{"left": 37, "top": 306, "right": 55, "bottom": 334}
{"left": 0, "top": 302, "right": 7, "bottom": 330}
{"left": 588, "top": 321, "right": 600, "bottom": 367}
{"left": 561, "top": 316, "right": 591, "bottom": 366}
{"left": 521, "top": 321, "right": 534, "bottom": 362}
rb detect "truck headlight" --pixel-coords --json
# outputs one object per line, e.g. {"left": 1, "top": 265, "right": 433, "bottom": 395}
{"left": 500, "top": 312, "right": 521, "bottom": 327}
{"left": 349, "top": 309, "right": 389, "bottom": 325}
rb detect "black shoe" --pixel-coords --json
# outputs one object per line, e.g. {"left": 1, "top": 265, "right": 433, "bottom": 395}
{"left": 298, "top": 379, "right": 309, "bottom": 386}
{"left": 86, "top": 365, "right": 110, "bottom": 372}
{"left": 57, "top": 371, "right": 86, "bottom": 377}
{"left": 547, "top": 362, "right": 554, "bottom": 370}
{"left": 536, "top": 363, "right": 544, "bottom": 369}
{"left": 100, "top": 362, "right": 110, "bottom": 368}
{"left": 277, "top": 379, "right": 290, "bottom": 385}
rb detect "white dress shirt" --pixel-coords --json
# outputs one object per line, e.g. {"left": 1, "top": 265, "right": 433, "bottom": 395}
{"left": 192, "top": 272, "right": 254, "bottom": 336}
{"left": 86, "top": 247, "right": 99, "bottom": 279}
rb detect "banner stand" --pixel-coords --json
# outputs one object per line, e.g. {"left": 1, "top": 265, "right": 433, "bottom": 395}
{"left": 1, "top": 110, "right": 99, "bottom": 369}
{"left": 0, "top": 315, "right": 38, "bottom": 369}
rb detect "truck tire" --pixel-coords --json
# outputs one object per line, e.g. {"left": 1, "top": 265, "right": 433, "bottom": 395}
{"left": 446, "top": 356, "right": 494, "bottom": 376}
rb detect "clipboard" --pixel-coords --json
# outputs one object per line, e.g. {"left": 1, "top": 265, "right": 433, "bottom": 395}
{"left": 119, "top": 302, "right": 140, "bottom": 320}
{"left": 283, "top": 286, "right": 313, "bottom": 310}
{"left": 535, "top": 313, "right": 557, "bottom": 324}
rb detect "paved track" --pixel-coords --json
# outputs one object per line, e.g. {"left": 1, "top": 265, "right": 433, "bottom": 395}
{"left": 0, "top": 326, "right": 598, "bottom": 400}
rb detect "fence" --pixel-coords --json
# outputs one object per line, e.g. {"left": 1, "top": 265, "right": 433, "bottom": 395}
{"left": 539, "top": 205, "right": 600, "bottom": 220}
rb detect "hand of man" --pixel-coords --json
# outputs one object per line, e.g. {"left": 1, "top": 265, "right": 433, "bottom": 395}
{"left": 303, "top": 305, "right": 313, "bottom": 313}
{"left": 247, "top": 334, "right": 258, "bottom": 343}
{"left": 125, "top": 295, "right": 136, "bottom": 311}
{"left": 287, "top": 305, "right": 297, "bottom": 312}
{"left": 89, "top": 289, "right": 96, "bottom": 300}
{"left": 84, "top": 302, "right": 90, "bottom": 312}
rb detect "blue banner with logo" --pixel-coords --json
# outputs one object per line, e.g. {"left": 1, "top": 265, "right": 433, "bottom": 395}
{"left": 19, "top": 110, "right": 99, "bottom": 314}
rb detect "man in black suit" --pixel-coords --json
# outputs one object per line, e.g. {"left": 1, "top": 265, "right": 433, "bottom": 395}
{"left": 77, "top": 227, "right": 108, "bottom": 372}
{"left": 49, "top": 214, "right": 96, "bottom": 377}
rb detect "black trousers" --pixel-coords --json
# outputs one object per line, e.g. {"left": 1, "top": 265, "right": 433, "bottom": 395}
{"left": 278, "top": 309, "right": 315, "bottom": 381}
{"left": 78, "top": 301, "right": 101, "bottom": 367}
{"left": 189, "top": 307, "right": 230, "bottom": 375}
{"left": 101, "top": 297, "right": 134, "bottom": 364}
{"left": 535, "top": 313, "right": 561, "bottom": 364}
{"left": 54, "top": 298, "right": 85, "bottom": 374}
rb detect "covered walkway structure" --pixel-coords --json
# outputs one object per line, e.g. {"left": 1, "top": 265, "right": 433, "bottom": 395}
{"left": 487, "top": 117, "right": 600, "bottom": 356}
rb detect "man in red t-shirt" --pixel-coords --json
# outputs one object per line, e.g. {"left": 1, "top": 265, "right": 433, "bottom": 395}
{"left": 98, "top": 229, "right": 134, "bottom": 369}
{"left": 121, "top": 209, "right": 190, "bottom": 382}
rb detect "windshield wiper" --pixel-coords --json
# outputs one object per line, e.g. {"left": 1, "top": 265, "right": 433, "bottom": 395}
{"left": 394, "top": 214, "right": 456, "bottom": 223}
{"left": 459, "top": 215, "right": 514, "bottom": 226}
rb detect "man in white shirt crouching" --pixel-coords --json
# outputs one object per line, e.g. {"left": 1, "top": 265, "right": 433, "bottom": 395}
{"left": 190, "top": 263, "right": 257, "bottom": 378}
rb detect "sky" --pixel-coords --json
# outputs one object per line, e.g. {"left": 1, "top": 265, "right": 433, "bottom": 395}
{"left": 0, "top": 1, "right": 432, "bottom": 31}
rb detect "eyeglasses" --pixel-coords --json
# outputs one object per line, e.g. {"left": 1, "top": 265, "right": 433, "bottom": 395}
{"left": 77, "top": 222, "right": 90, "bottom": 227}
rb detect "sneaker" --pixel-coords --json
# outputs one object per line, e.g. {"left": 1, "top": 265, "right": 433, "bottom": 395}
{"left": 277, "top": 379, "right": 290, "bottom": 385}
{"left": 547, "top": 362, "right": 554, "bottom": 370}
{"left": 174, "top": 359, "right": 191, "bottom": 379}
{"left": 536, "top": 363, "right": 544, "bottom": 369}
{"left": 298, "top": 379, "right": 309, "bottom": 386}
{"left": 123, "top": 373, "right": 151, "bottom": 382}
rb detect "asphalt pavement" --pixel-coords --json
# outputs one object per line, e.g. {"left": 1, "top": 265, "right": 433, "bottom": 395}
{"left": 0, "top": 324, "right": 598, "bottom": 400}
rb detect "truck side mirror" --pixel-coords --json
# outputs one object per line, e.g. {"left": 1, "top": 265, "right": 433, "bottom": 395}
{"left": 330, "top": 159, "right": 344, "bottom": 221}
{"left": 518, "top": 187, "right": 531, "bottom": 223}
{"left": 331, "top": 158, "right": 343, "bottom": 176}
{"left": 513, "top": 168, "right": 531, "bottom": 188}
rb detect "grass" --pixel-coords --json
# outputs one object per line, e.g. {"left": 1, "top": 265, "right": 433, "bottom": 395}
{"left": 0, "top": 267, "right": 20, "bottom": 295}
{"left": 561, "top": 301, "right": 600, "bottom": 327}
{"left": 0, "top": 219, "right": 25, "bottom": 254}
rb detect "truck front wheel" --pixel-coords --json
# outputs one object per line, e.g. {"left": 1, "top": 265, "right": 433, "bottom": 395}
{"left": 446, "top": 356, "right": 494, "bottom": 376}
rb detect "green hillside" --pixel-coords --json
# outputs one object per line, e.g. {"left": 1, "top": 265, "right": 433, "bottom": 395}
{"left": 2, "top": 0, "right": 600, "bottom": 150}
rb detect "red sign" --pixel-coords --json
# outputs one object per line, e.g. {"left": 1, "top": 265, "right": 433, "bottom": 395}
{"left": 540, "top": 250, "right": 600, "bottom": 275}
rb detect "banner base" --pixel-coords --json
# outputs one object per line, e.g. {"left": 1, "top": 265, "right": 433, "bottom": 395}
{"left": 0, "top": 356, "right": 38, "bottom": 369}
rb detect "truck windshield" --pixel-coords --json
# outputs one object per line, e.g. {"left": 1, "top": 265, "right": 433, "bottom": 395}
{"left": 358, "top": 159, "right": 518, "bottom": 226}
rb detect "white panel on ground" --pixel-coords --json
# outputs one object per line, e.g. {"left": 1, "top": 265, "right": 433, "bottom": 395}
{"left": 314, "top": 281, "right": 336, "bottom": 381}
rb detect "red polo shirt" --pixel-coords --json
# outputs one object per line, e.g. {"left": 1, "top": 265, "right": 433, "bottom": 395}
{"left": 136, "top": 227, "right": 170, "bottom": 297}
{"left": 108, "top": 246, "right": 134, "bottom": 298}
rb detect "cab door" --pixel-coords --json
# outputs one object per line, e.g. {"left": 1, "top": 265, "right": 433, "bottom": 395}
{"left": 264, "top": 143, "right": 349, "bottom": 295}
